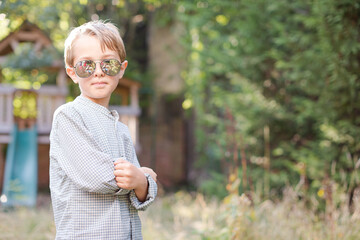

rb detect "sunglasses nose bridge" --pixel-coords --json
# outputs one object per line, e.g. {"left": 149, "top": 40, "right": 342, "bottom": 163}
{"left": 93, "top": 61, "right": 105, "bottom": 76}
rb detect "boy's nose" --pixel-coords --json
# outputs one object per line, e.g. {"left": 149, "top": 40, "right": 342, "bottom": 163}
{"left": 94, "top": 62, "right": 105, "bottom": 77}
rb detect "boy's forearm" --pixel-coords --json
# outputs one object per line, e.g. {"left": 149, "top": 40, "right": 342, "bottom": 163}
{"left": 134, "top": 175, "right": 149, "bottom": 202}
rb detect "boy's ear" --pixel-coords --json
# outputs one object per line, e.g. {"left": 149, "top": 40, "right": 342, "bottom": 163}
{"left": 66, "top": 67, "right": 78, "bottom": 84}
{"left": 121, "top": 60, "right": 128, "bottom": 71}
{"left": 118, "top": 60, "right": 128, "bottom": 79}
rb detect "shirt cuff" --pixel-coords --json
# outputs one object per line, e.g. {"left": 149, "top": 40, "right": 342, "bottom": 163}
{"left": 129, "top": 173, "right": 157, "bottom": 211}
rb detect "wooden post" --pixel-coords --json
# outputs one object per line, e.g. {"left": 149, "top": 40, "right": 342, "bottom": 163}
{"left": 0, "top": 144, "right": 4, "bottom": 193}
{"left": 130, "top": 85, "right": 139, "bottom": 108}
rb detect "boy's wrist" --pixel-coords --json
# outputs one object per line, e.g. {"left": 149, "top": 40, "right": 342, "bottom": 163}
{"left": 142, "top": 173, "right": 149, "bottom": 189}
{"left": 133, "top": 173, "right": 149, "bottom": 202}
{"left": 135, "top": 172, "right": 148, "bottom": 191}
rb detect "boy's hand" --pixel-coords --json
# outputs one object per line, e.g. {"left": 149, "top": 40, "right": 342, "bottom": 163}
{"left": 139, "top": 167, "right": 157, "bottom": 183}
{"left": 114, "top": 159, "right": 147, "bottom": 191}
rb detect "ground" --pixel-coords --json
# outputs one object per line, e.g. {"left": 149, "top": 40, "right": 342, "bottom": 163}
{"left": 1, "top": 190, "right": 360, "bottom": 240}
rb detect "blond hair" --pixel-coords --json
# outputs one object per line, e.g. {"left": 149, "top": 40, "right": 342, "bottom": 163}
{"left": 64, "top": 20, "right": 126, "bottom": 67}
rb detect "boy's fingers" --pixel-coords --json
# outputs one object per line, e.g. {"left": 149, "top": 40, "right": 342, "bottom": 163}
{"left": 114, "top": 164, "right": 123, "bottom": 170}
{"left": 140, "top": 167, "right": 151, "bottom": 172}
{"left": 114, "top": 160, "right": 130, "bottom": 169}
{"left": 114, "top": 162, "right": 132, "bottom": 170}
{"left": 114, "top": 158, "right": 128, "bottom": 165}
{"left": 114, "top": 169, "right": 124, "bottom": 176}
{"left": 116, "top": 179, "right": 132, "bottom": 190}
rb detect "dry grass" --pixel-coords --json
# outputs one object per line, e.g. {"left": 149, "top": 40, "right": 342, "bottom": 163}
{"left": 223, "top": 188, "right": 360, "bottom": 240}
{"left": 0, "top": 205, "right": 55, "bottom": 240}
{"left": 140, "top": 191, "right": 225, "bottom": 240}
{"left": 1, "top": 190, "right": 360, "bottom": 240}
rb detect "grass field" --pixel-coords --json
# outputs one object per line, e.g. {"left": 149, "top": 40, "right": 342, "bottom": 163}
{"left": 1, "top": 190, "right": 360, "bottom": 240}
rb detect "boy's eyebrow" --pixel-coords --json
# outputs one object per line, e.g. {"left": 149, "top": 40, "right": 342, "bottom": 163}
{"left": 101, "top": 54, "right": 119, "bottom": 59}
{"left": 77, "top": 54, "right": 119, "bottom": 61}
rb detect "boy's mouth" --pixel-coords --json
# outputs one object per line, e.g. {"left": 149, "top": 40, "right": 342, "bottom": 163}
{"left": 92, "top": 81, "right": 108, "bottom": 86}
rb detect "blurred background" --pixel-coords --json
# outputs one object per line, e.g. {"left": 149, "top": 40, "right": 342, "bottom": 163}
{"left": 0, "top": 0, "right": 360, "bottom": 239}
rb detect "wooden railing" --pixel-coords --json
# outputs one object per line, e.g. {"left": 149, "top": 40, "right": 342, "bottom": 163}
{"left": 36, "top": 86, "right": 67, "bottom": 135}
{"left": 0, "top": 84, "right": 67, "bottom": 144}
{"left": 0, "top": 85, "right": 13, "bottom": 135}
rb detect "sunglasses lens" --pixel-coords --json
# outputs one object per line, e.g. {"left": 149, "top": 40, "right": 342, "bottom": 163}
{"left": 101, "top": 59, "right": 121, "bottom": 76}
{"left": 75, "top": 60, "right": 95, "bottom": 78}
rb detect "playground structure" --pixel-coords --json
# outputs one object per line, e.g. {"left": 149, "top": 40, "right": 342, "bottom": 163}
{"left": 0, "top": 21, "right": 141, "bottom": 206}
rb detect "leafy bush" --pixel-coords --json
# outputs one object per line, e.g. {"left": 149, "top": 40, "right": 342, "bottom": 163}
{"left": 177, "top": 0, "right": 360, "bottom": 199}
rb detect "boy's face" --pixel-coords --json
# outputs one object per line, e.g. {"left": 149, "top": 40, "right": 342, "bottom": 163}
{"left": 66, "top": 35, "right": 127, "bottom": 107}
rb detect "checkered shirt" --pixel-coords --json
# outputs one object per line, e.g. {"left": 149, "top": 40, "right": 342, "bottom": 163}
{"left": 49, "top": 95, "right": 157, "bottom": 240}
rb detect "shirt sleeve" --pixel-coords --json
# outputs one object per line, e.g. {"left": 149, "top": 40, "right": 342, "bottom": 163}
{"left": 52, "top": 108, "right": 128, "bottom": 195}
{"left": 129, "top": 173, "right": 157, "bottom": 211}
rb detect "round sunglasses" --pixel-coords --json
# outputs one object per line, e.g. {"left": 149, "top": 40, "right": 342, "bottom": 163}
{"left": 73, "top": 59, "right": 122, "bottom": 78}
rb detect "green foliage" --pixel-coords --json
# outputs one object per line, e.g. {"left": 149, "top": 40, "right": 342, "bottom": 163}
{"left": 2, "top": 43, "right": 58, "bottom": 70}
{"left": 177, "top": 0, "right": 360, "bottom": 198}
{"left": 199, "top": 171, "right": 228, "bottom": 199}
{"left": 1, "top": 43, "right": 58, "bottom": 88}
{"left": 13, "top": 91, "right": 37, "bottom": 119}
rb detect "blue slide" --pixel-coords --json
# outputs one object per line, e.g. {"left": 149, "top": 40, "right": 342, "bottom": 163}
{"left": 1, "top": 124, "right": 38, "bottom": 207}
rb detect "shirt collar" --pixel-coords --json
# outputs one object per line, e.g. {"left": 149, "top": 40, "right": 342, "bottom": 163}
{"left": 75, "top": 95, "right": 119, "bottom": 120}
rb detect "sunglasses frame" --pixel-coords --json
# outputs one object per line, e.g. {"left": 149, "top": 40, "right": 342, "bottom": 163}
{"left": 73, "top": 59, "right": 122, "bottom": 78}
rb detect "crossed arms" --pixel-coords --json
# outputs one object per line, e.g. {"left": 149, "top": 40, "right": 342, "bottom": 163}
{"left": 52, "top": 109, "right": 157, "bottom": 207}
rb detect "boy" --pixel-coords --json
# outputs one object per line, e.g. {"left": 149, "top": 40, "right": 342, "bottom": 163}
{"left": 49, "top": 20, "right": 157, "bottom": 240}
